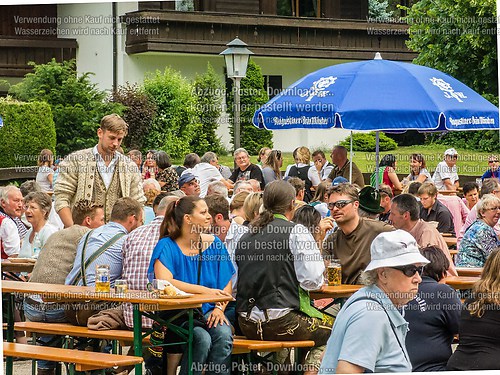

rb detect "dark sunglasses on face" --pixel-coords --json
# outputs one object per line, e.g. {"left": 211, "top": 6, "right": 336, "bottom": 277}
{"left": 390, "top": 265, "right": 424, "bottom": 277}
{"left": 328, "top": 199, "right": 355, "bottom": 210}
{"left": 451, "top": 155, "right": 458, "bottom": 159}
{"left": 489, "top": 160, "right": 499, "bottom": 163}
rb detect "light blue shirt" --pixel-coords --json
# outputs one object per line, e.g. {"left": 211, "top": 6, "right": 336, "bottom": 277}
{"left": 319, "top": 285, "right": 411, "bottom": 374}
{"left": 65, "top": 221, "right": 128, "bottom": 286}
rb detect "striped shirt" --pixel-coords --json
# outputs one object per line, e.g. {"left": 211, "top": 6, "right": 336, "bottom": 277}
{"left": 65, "top": 221, "right": 128, "bottom": 286}
{"left": 122, "top": 216, "right": 163, "bottom": 329}
{"left": 0, "top": 210, "right": 28, "bottom": 240}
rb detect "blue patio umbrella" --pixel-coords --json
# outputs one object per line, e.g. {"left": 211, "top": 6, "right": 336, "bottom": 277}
{"left": 253, "top": 53, "right": 499, "bottom": 186}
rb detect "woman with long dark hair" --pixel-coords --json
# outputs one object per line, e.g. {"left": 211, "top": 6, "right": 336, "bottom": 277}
{"left": 236, "top": 180, "right": 332, "bottom": 374}
{"left": 371, "top": 154, "right": 403, "bottom": 194}
{"left": 148, "top": 195, "right": 234, "bottom": 375}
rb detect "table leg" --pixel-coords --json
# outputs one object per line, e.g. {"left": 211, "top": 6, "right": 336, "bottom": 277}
{"left": 187, "top": 309, "right": 193, "bottom": 375}
{"left": 133, "top": 304, "right": 143, "bottom": 375}
{"left": 5, "top": 292, "right": 15, "bottom": 375}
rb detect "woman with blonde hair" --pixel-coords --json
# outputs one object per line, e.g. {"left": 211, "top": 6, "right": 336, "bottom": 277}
{"left": 36, "top": 149, "right": 54, "bottom": 193}
{"left": 262, "top": 150, "right": 283, "bottom": 185}
{"left": 286, "top": 146, "right": 314, "bottom": 202}
{"left": 230, "top": 191, "right": 250, "bottom": 225}
{"left": 447, "top": 248, "right": 500, "bottom": 370}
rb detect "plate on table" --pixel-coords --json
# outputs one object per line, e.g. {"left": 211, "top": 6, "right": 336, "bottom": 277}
{"left": 8, "top": 258, "right": 36, "bottom": 264}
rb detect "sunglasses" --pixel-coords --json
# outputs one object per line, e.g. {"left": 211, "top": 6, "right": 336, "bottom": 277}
{"left": 390, "top": 265, "right": 424, "bottom": 277}
{"left": 274, "top": 150, "right": 282, "bottom": 159}
{"left": 328, "top": 199, "right": 355, "bottom": 210}
{"left": 489, "top": 160, "right": 499, "bottom": 163}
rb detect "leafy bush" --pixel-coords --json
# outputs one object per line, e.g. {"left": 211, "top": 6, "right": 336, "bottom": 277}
{"left": 192, "top": 63, "right": 225, "bottom": 155}
{"left": 227, "top": 60, "right": 273, "bottom": 154}
{"left": 8, "top": 59, "right": 123, "bottom": 156}
{"left": 0, "top": 98, "right": 56, "bottom": 167}
{"left": 340, "top": 132, "right": 398, "bottom": 151}
{"left": 143, "top": 67, "right": 202, "bottom": 159}
{"left": 111, "top": 83, "right": 156, "bottom": 151}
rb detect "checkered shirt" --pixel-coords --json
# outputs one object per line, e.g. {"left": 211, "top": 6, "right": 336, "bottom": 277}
{"left": 122, "top": 216, "right": 163, "bottom": 329}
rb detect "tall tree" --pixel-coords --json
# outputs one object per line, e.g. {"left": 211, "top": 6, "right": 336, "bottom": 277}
{"left": 404, "top": 0, "right": 498, "bottom": 151}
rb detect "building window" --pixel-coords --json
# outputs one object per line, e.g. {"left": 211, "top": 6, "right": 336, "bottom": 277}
{"left": 264, "top": 75, "right": 283, "bottom": 99}
{"left": 277, "top": 0, "right": 319, "bottom": 18}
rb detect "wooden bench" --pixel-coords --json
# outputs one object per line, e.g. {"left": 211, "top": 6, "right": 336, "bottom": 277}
{"left": 3, "top": 342, "right": 143, "bottom": 372}
{"left": 13, "top": 321, "right": 315, "bottom": 354}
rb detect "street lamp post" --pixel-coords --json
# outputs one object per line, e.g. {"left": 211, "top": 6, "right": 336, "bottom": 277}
{"left": 220, "top": 37, "right": 254, "bottom": 151}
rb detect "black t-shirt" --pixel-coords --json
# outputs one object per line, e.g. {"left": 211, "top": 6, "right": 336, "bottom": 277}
{"left": 447, "top": 297, "right": 500, "bottom": 370}
{"left": 404, "top": 277, "right": 461, "bottom": 372}
{"left": 229, "top": 163, "right": 264, "bottom": 190}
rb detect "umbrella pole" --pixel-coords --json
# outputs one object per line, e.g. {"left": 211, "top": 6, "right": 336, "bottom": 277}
{"left": 375, "top": 132, "right": 380, "bottom": 190}
{"left": 350, "top": 131, "right": 353, "bottom": 183}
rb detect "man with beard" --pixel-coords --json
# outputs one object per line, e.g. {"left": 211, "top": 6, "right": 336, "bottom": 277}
{"left": 55, "top": 114, "right": 145, "bottom": 227}
{"left": 323, "top": 183, "right": 393, "bottom": 284}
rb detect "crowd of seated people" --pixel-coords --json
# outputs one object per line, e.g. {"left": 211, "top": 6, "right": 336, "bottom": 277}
{"left": 6, "top": 130, "right": 500, "bottom": 375}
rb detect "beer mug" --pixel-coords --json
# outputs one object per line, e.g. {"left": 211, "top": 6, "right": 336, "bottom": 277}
{"left": 327, "top": 259, "right": 342, "bottom": 286}
{"left": 95, "top": 264, "right": 110, "bottom": 293}
{"left": 114, "top": 279, "right": 128, "bottom": 295}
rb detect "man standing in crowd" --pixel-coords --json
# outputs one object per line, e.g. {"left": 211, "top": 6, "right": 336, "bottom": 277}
{"left": 0, "top": 186, "right": 26, "bottom": 258}
{"left": 323, "top": 183, "right": 393, "bottom": 284}
{"left": 327, "top": 146, "right": 365, "bottom": 188}
{"left": 55, "top": 114, "right": 145, "bottom": 227}
{"left": 389, "top": 194, "right": 457, "bottom": 276}
{"left": 229, "top": 148, "right": 265, "bottom": 190}
{"left": 433, "top": 148, "right": 459, "bottom": 191}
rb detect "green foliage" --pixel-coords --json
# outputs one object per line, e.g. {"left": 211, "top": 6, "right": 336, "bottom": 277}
{"left": 340, "top": 132, "right": 398, "bottom": 152}
{"left": 404, "top": 0, "right": 498, "bottom": 152}
{"left": 404, "top": 0, "right": 497, "bottom": 96}
{"left": 227, "top": 60, "right": 273, "bottom": 154}
{"left": 111, "top": 83, "right": 157, "bottom": 151}
{"left": 192, "top": 63, "right": 225, "bottom": 155}
{"left": 8, "top": 59, "right": 123, "bottom": 156}
{"left": 369, "top": 0, "right": 394, "bottom": 19}
{"left": 0, "top": 98, "right": 56, "bottom": 167}
{"left": 143, "top": 67, "right": 201, "bottom": 159}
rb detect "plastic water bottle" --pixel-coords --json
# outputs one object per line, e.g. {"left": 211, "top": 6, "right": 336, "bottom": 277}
{"left": 32, "top": 233, "right": 42, "bottom": 259}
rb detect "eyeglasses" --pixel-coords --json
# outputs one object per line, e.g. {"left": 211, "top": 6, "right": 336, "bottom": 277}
{"left": 489, "top": 160, "right": 499, "bottom": 163}
{"left": 390, "top": 265, "right": 424, "bottom": 277}
{"left": 487, "top": 206, "right": 500, "bottom": 211}
{"left": 275, "top": 150, "right": 282, "bottom": 159}
{"left": 327, "top": 199, "right": 355, "bottom": 210}
{"left": 451, "top": 155, "right": 458, "bottom": 159}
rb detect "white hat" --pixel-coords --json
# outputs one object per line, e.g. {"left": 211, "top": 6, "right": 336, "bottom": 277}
{"left": 365, "top": 230, "right": 430, "bottom": 271}
{"left": 444, "top": 148, "right": 458, "bottom": 156}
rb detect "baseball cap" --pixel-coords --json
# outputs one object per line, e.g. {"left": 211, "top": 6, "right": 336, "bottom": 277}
{"left": 365, "top": 230, "right": 430, "bottom": 271}
{"left": 444, "top": 148, "right": 458, "bottom": 156}
{"left": 178, "top": 172, "right": 197, "bottom": 188}
{"left": 332, "top": 176, "right": 348, "bottom": 186}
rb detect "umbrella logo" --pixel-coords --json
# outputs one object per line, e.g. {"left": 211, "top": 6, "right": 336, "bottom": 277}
{"left": 300, "top": 76, "right": 337, "bottom": 102}
{"left": 430, "top": 77, "right": 467, "bottom": 103}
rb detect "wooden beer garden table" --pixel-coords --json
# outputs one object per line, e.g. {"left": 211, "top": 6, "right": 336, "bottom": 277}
{"left": 443, "top": 276, "right": 479, "bottom": 290}
{"left": 310, "top": 284, "right": 362, "bottom": 300}
{"left": 456, "top": 267, "right": 482, "bottom": 277}
{"left": 1, "top": 259, "right": 36, "bottom": 274}
{"left": 1, "top": 280, "right": 232, "bottom": 375}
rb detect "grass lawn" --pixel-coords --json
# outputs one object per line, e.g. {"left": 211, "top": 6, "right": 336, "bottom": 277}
{"left": 199, "top": 145, "right": 493, "bottom": 177}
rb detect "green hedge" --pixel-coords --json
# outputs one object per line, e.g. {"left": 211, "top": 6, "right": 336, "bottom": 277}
{"left": 0, "top": 99, "right": 56, "bottom": 167}
{"left": 340, "top": 132, "right": 397, "bottom": 152}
